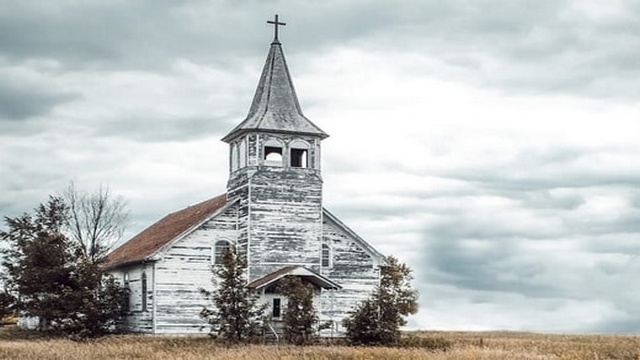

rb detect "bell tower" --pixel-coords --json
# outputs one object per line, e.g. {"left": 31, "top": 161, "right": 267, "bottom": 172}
{"left": 222, "top": 15, "right": 329, "bottom": 281}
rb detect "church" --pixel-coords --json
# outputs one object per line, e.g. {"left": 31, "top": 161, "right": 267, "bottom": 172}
{"left": 103, "top": 16, "right": 386, "bottom": 336}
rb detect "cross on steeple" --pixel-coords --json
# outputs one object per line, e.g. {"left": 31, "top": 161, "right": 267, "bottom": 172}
{"left": 267, "top": 14, "right": 286, "bottom": 44}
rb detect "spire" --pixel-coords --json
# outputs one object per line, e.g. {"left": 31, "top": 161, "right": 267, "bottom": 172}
{"left": 222, "top": 17, "right": 328, "bottom": 143}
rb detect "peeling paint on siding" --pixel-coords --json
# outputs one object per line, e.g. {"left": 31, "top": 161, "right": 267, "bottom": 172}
{"left": 318, "top": 217, "right": 380, "bottom": 336}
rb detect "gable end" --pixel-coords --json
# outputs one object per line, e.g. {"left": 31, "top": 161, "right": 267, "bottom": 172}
{"left": 322, "top": 208, "right": 387, "bottom": 266}
{"left": 103, "top": 194, "right": 231, "bottom": 270}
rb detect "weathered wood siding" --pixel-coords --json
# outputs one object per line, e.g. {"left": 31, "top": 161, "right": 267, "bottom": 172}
{"left": 153, "top": 204, "right": 238, "bottom": 334}
{"left": 227, "top": 170, "right": 250, "bottom": 261}
{"left": 109, "top": 264, "right": 154, "bottom": 333}
{"left": 227, "top": 133, "right": 324, "bottom": 282}
{"left": 318, "top": 216, "right": 381, "bottom": 336}
{"left": 246, "top": 166, "right": 323, "bottom": 280}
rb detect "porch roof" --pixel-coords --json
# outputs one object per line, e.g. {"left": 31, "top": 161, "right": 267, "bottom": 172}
{"left": 248, "top": 266, "right": 341, "bottom": 290}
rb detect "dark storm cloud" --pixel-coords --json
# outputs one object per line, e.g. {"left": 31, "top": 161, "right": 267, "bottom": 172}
{"left": 424, "top": 235, "right": 559, "bottom": 298}
{"left": 0, "top": 1, "right": 373, "bottom": 69}
{"left": 421, "top": 222, "right": 640, "bottom": 303}
{"left": 0, "top": 76, "right": 77, "bottom": 120}
{"left": 427, "top": 215, "right": 552, "bottom": 242}
{"left": 94, "top": 115, "right": 237, "bottom": 142}
{"left": 0, "top": 1, "right": 264, "bottom": 69}
{"left": 352, "top": 0, "right": 640, "bottom": 99}
{"left": 411, "top": 186, "right": 640, "bottom": 332}
{"left": 3, "top": 0, "right": 639, "bottom": 99}
{"left": 443, "top": 146, "right": 640, "bottom": 192}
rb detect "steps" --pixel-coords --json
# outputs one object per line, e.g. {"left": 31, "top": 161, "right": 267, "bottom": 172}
{"left": 263, "top": 322, "right": 282, "bottom": 344}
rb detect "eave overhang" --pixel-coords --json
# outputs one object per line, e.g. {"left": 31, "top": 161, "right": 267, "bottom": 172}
{"left": 248, "top": 266, "right": 341, "bottom": 290}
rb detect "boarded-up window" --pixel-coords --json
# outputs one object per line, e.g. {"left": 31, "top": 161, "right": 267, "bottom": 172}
{"left": 321, "top": 244, "right": 331, "bottom": 267}
{"left": 272, "top": 298, "right": 281, "bottom": 318}
{"left": 141, "top": 272, "right": 147, "bottom": 312}
{"left": 239, "top": 138, "right": 247, "bottom": 168}
{"left": 231, "top": 144, "right": 238, "bottom": 171}
{"left": 214, "top": 240, "right": 231, "bottom": 264}
{"left": 123, "top": 273, "right": 130, "bottom": 313}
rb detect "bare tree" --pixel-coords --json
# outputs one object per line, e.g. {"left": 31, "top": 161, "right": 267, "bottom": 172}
{"left": 62, "top": 182, "right": 129, "bottom": 262}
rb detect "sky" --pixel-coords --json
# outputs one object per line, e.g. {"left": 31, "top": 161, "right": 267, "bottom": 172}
{"left": 1, "top": 0, "right": 640, "bottom": 334}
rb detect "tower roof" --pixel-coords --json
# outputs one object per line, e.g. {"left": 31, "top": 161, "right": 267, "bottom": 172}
{"left": 222, "top": 40, "right": 328, "bottom": 143}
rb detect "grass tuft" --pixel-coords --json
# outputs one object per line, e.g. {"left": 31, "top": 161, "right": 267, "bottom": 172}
{"left": 398, "top": 335, "right": 453, "bottom": 351}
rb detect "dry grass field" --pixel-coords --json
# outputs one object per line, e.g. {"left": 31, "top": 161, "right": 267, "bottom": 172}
{"left": 0, "top": 326, "right": 638, "bottom": 360}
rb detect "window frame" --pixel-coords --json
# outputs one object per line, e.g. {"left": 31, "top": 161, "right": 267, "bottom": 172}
{"left": 123, "top": 273, "right": 131, "bottom": 313}
{"left": 213, "top": 240, "right": 232, "bottom": 265}
{"left": 272, "top": 298, "right": 281, "bottom": 318}
{"left": 230, "top": 143, "right": 239, "bottom": 172}
{"left": 321, "top": 243, "right": 332, "bottom": 268}
{"left": 239, "top": 138, "right": 247, "bottom": 168}
{"left": 263, "top": 139, "right": 284, "bottom": 166}
{"left": 141, "top": 272, "right": 148, "bottom": 312}
{"left": 289, "top": 140, "right": 310, "bottom": 168}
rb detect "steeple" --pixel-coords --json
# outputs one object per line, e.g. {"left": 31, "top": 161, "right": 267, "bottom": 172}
{"left": 222, "top": 16, "right": 328, "bottom": 143}
{"left": 223, "top": 16, "right": 330, "bottom": 283}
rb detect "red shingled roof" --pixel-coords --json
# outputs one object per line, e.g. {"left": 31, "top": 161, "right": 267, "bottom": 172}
{"left": 103, "top": 193, "right": 228, "bottom": 270}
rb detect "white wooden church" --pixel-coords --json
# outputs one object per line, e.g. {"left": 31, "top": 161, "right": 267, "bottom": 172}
{"left": 104, "top": 17, "right": 386, "bottom": 336}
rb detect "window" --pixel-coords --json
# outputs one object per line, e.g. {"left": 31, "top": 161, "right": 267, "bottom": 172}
{"left": 272, "top": 298, "right": 281, "bottom": 318}
{"left": 239, "top": 139, "right": 247, "bottom": 168}
{"left": 290, "top": 149, "right": 308, "bottom": 168}
{"left": 214, "top": 240, "right": 231, "bottom": 264}
{"left": 290, "top": 141, "right": 309, "bottom": 168}
{"left": 264, "top": 146, "right": 283, "bottom": 164}
{"left": 123, "top": 273, "right": 130, "bottom": 313}
{"left": 321, "top": 244, "right": 331, "bottom": 267}
{"left": 230, "top": 144, "right": 238, "bottom": 171}
{"left": 141, "top": 272, "right": 147, "bottom": 312}
{"left": 264, "top": 139, "right": 284, "bottom": 166}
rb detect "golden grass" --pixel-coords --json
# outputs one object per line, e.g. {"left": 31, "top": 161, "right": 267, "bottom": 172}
{"left": 0, "top": 327, "right": 638, "bottom": 360}
{"left": 411, "top": 331, "right": 640, "bottom": 360}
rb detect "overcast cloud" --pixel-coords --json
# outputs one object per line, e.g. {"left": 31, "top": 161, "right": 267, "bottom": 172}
{"left": 1, "top": 0, "right": 639, "bottom": 333}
